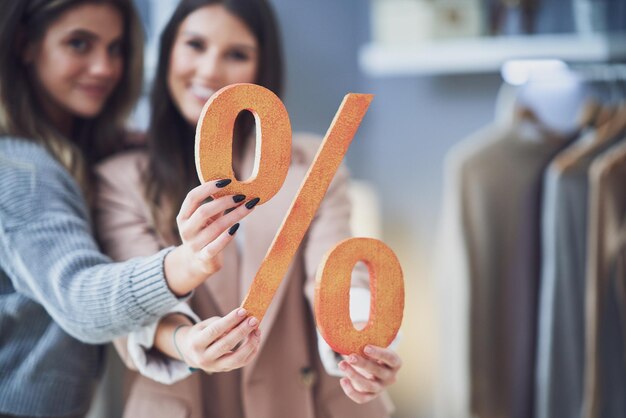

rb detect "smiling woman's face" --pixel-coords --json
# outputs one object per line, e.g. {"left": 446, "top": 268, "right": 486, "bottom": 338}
{"left": 26, "top": 3, "right": 124, "bottom": 130}
{"left": 167, "top": 4, "right": 259, "bottom": 126}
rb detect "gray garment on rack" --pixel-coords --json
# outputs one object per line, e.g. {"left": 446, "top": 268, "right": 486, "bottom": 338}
{"left": 436, "top": 119, "right": 567, "bottom": 418}
{"left": 507, "top": 130, "right": 579, "bottom": 418}
{"left": 534, "top": 132, "right": 624, "bottom": 418}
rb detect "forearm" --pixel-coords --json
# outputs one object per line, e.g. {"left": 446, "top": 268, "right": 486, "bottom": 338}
{"left": 1, "top": 147, "right": 185, "bottom": 343}
{"left": 3, "top": 224, "right": 185, "bottom": 344}
{"left": 120, "top": 303, "right": 201, "bottom": 384}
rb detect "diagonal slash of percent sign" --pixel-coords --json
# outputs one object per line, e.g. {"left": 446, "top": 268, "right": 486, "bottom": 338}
{"left": 240, "top": 92, "right": 373, "bottom": 320}
{"left": 195, "top": 83, "right": 404, "bottom": 355}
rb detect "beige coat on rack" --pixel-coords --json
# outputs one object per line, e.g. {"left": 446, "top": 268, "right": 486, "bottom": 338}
{"left": 583, "top": 140, "right": 626, "bottom": 418}
{"left": 94, "top": 133, "right": 393, "bottom": 418}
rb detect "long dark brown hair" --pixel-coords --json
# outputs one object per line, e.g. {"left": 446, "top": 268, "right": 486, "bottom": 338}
{"left": 0, "top": 0, "right": 144, "bottom": 191}
{"left": 145, "top": 0, "right": 284, "bottom": 243}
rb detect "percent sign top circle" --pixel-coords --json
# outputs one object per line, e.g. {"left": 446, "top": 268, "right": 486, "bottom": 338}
{"left": 194, "top": 83, "right": 404, "bottom": 355}
{"left": 195, "top": 83, "right": 292, "bottom": 204}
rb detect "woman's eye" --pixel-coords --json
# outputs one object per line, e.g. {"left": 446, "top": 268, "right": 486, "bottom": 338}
{"left": 109, "top": 41, "right": 123, "bottom": 57}
{"left": 185, "top": 39, "right": 204, "bottom": 51}
{"left": 227, "top": 50, "right": 250, "bottom": 61}
{"left": 67, "top": 38, "right": 89, "bottom": 53}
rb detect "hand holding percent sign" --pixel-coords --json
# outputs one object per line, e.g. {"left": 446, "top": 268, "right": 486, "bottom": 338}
{"left": 194, "top": 83, "right": 404, "bottom": 355}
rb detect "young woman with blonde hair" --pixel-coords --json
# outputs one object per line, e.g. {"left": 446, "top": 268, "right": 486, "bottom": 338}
{"left": 0, "top": 1, "right": 257, "bottom": 416}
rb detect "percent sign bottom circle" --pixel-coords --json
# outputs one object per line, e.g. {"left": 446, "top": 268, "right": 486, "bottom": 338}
{"left": 314, "top": 238, "right": 404, "bottom": 356}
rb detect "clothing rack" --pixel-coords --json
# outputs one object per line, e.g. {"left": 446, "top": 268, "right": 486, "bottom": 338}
{"left": 496, "top": 61, "right": 626, "bottom": 134}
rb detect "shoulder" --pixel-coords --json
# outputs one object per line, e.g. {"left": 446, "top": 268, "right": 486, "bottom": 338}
{"left": 0, "top": 137, "right": 84, "bottom": 225}
{"left": 0, "top": 136, "right": 66, "bottom": 174}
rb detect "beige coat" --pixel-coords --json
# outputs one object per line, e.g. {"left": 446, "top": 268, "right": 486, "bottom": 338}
{"left": 94, "top": 134, "right": 392, "bottom": 418}
{"left": 583, "top": 140, "right": 626, "bottom": 418}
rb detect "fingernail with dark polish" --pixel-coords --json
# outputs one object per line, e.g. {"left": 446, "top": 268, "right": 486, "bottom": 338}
{"left": 245, "top": 197, "right": 260, "bottom": 210}
{"left": 216, "top": 179, "right": 232, "bottom": 188}
{"left": 224, "top": 207, "right": 236, "bottom": 215}
{"left": 233, "top": 194, "right": 246, "bottom": 203}
{"left": 228, "top": 223, "right": 240, "bottom": 235}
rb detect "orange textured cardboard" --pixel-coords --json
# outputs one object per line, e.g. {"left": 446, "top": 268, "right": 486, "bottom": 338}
{"left": 195, "top": 83, "right": 291, "bottom": 203}
{"left": 314, "top": 238, "right": 404, "bottom": 355}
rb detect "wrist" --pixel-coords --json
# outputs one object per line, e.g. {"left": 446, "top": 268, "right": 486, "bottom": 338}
{"left": 164, "top": 247, "right": 196, "bottom": 296}
{"left": 173, "top": 324, "right": 198, "bottom": 372}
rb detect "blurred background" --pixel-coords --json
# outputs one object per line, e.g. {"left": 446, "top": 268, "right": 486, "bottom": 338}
{"left": 126, "top": 1, "right": 626, "bottom": 417}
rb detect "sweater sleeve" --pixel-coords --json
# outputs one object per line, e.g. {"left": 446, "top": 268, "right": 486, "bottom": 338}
{"left": 0, "top": 142, "right": 186, "bottom": 344}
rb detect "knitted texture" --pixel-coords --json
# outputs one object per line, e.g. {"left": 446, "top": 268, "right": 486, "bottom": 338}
{"left": 0, "top": 138, "right": 183, "bottom": 416}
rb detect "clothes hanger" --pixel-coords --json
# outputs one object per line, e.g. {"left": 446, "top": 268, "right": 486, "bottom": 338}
{"left": 606, "top": 67, "right": 626, "bottom": 140}
{"left": 577, "top": 99, "right": 601, "bottom": 129}
{"left": 511, "top": 103, "right": 564, "bottom": 144}
{"left": 554, "top": 67, "right": 625, "bottom": 172}
{"left": 592, "top": 67, "right": 626, "bottom": 144}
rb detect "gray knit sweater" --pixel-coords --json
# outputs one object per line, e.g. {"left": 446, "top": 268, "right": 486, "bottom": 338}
{"left": 0, "top": 138, "right": 185, "bottom": 417}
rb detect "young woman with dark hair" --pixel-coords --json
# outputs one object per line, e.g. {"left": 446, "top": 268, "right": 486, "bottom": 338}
{"left": 95, "top": 0, "right": 402, "bottom": 417}
{"left": 142, "top": 0, "right": 283, "bottom": 245}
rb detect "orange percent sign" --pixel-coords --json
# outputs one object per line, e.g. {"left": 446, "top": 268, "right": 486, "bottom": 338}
{"left": 195, "top": 83, "right": 404, "bottom": 355}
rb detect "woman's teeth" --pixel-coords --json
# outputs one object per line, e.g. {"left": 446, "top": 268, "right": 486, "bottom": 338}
{"left": 190, "top": 85, "right": 216, "bottom": 101}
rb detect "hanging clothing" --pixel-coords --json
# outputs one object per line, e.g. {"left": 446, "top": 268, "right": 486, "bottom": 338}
{"left": 435, "top": 117, "right": 569, "bottom": 418}
{"left": 582, "top": 141, "right": 626, "bottom": 418}
{"left": 534, "top": 130, "right": 624, "bottom": 418}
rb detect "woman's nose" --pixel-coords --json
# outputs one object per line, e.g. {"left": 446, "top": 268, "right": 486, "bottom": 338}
{"left": 89, "top": 49, "right": 119, "bottom": 78}
{"left": 197, "top": 51, "right": 223, "bottom": 82}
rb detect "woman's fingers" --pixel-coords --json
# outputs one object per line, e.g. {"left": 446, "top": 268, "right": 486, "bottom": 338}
{"left": 343, "top": 354, "right": 395, "bottom": 384}
{"left": 182, "top": 194, "right": 246, "bottom": 239}
{"left": 362, "top": 345, "right": 402, "bottom": 371}
{"left": 337, "top": 346, "right": 402, "bottom": 404}
{"left": 215, "top": 330, "right": 261, "bottom": 371}
{"left": 196, "top": 226, "right": 238, "bottom": 264}
{"left": 190, "top": 197, "right": 259, "bottom": 250}
{"left": 203, "top": 315, "right": 259, "bottom": 360}
{"left": 177, "top": 179, "right": 232, "bottom": 222}
{"left": 339, "top": 362, "right": 383, "bottom": 394}
{"left": 192, "top": 308, "right": 248, "bottom": 348}
{"left": 183, "top": 310, "right": 262, "bottom": 373}
{"left": 339, "top": 377, "right": 377, "bottom": 405}
{"left": 174, "top": 181, "right": 261, "bottom": 283}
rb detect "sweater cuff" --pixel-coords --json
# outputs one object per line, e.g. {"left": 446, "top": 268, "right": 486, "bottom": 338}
{"left": 129, "top": 247, "right": 191, "bottom": 317}
{"left": 127, "top": 302, "right": 201, "bottom": 385}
